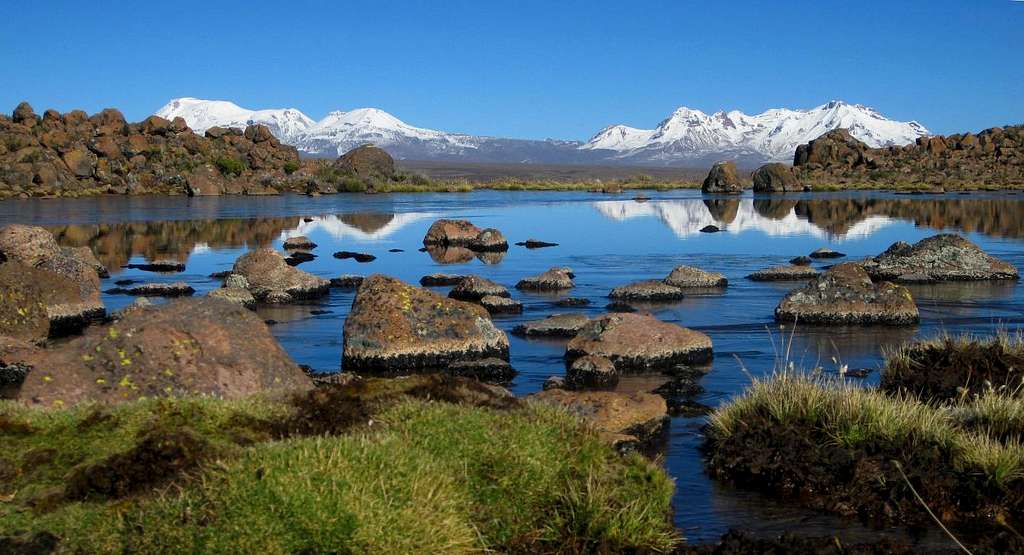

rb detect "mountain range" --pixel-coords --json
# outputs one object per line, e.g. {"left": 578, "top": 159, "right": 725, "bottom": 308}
{"left": 156, "top": 97, "right": 929, "bottom": 167}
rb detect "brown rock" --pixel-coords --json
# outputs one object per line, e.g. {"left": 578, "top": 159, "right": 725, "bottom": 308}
{"left": 775, "top": 263, "right": 919, "bottom": 325}
{"left": 468, "top": 228, "right": 509, "bottom": 251}
{"left": 567, "top": 312, "right": 713, "bottom": 371}
{"left": 531, "top": 388, "right": 668, "bottom": 446}
{"left": 479, "top": 295, "right": 522, "bottom": 314}
{"left": 140, "top": 115, "right": 171, "bottom": 135}
{"left": 664, "top": 265, "right": 727, "bottom": 288}
{"left": 334, "top": 144, "right": 395, "bottom": 179}
{"left": 702, "top": 161, "right": 743, "bottom": 194}
{"left": 342, "top": 275, "right": 510, "bottom": 373}
{"left": 448, "top": 275, "right": 510, "bottom": 301}
{"left": 516, "top": 267, "right": 575, "bottom": 290}
{"left": 12, "top": 102, "right": 37, "bottom": 126}
{"left": 747, "top": 265, "right": 820, "bottom": 281}
{"left": 62, "top": 148, "right": 96, "bottom": 178}
{"left": 513, "top": 313, "right": 590, "bottom": 338}
{"left": 231, "top": 248, "right": 330, "bottom": 303}
{"left": 422, "top": 219, "right": 482, "bottom": 247}
{"left": 752, "top": 163, "right": 802, "bottom": 192}
{"left": 565, "top": 355, "right": 618, "bottom": 389}
{"left": 609, "top": 280, "right": 685, "bottom": 301}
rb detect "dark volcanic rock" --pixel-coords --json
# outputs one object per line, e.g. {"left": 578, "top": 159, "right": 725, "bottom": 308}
{"left": 516, "top": 239, "right": 559, "bottom": 249}
{"left": 555, "top": 297, "right": 590, "bottom": 307}
{"left": 447, "top": 357, "right": 517, "bottom": 384}
{"left": 605, "top": 301, "right": 637, "bottom": 313}
{"left": 567, "top": 312, "right": 713, "bottom": 371}
{"left": 342, "top": 275, "right": 510, "bottom": 373}
{"left": 701, "top": 161, "right": 743, "bottom": 194}
{"left": 809, "top": 247, "right": 845, "bottom": 259}
{"left": 232, "top": 248, "right": 330, "bottom": 303}
{"left": 513, "top": 313, "right": 590, "bottom": 338}
{"left": 113, "top": 282, "right": 195, "bottom": 297}
{"left": 125, "top": 259, "right": 185, "bottom": 273}
{"left": 333, "top": 251, "right": 376, "bottom": 263}
{"left": 330, "top": 274, "right": 364, "bottom": 288}
{"left": 565, "top": 355, "right": 619, "bottom": 389}
{"left": 789, "top": 255, "right": 813, "bottom": 266}
{"left": 699, "top": 225, "right": 720, "bottom": 233}
{"left": 664, "top": 265, "right": 727, "bottom": 288}
{"left": 861, "top": 234, "right": 1019, "bottom": 282}
{"left": 775, "top": 263, "right": 919, "bottom": 325}
{"left": 468, "top": 228, "right": 509, "bottom": 252}
{"left": 609, "top": 280, "right": 685, "bottom": 302}
{"left": 283, "top": 235, "right": 317, "bottom": 250}
{"left": 448, "top": 276, "right": 510, "bottom": 301}
{"left": 747, "top": 265, "right": 820, "bottom": 281}
{"left": 333, "top": 144, "right": 395, "bottom": 180}
{"left": 12, "top": 297, "right": 311, "bottom": 406}
{"left": 419, "top": 273, "right": 466, "bottom": 286}
{"left": 516, "top": 267, "right": 575, "bottom": 291}
{"left": 284, "top": 250, "right": 316, "bottom": 265}
{"left": 752, "top": 163, "right": 802, "bottom": 192}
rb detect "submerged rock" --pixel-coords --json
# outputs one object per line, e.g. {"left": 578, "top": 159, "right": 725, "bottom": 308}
{"left": 567, "top": 313, "right": 713, "bottom": 371}
{"left": 605, "top": 301, "right": 637, "bottom": 313}
{"left": 12, "top": 297, "right": 310, "bottom": 406}
{"left": 515, "top": 267, "right": 575, "bottom": 291}
{"left": 448, "top": 276, "right": 510, "bottom": 301}
{"left": 419, "top": 273, "right": 466, "bottom": 286}
{"left": 789, "top": 255, "right": 813, "bottom": 266}
{"left": 565, "top": 355, "right": 618, "bottom": 389}
{"left": 447, "top": 357, "right": 517, "bottom": 384}
{"left": 124, "top": 259, "right": 185, "bottom": 272}
{"left": 232, "top": 248, "right": 330, "bottom": 303}
{"left": 747, "top": 265, "right": 820, "bottom": 281}
{"left": 342, "top": 275, "right": 510, "bottom": 374}
{"left": 609, "top": 280, "right": 685, "bottom": 301}
{"left": 775, "top": 263, "right": 919, "bottom": 325}
{"left": 516, "top": 239, "right": 558, "bottom": 249}
{"left": 664, "top": 265, "right": 728, "bottom": 288}
{"left": 111, "top": 282, "right": 195, "bottom": 297}
{"left": 513, "top": 313, "right": 590, "bottom": 338}
{"left": 330, "top": 274, "right": 364, "bottom": 288}
{"left": 469, "top": 228, "right": 509, "bottom": 252}
{"left": 702, "top": 161, "right": 743, "bottom": 194}
{"left": 333, "top": 251, "right": 376, "bottom": 263}
{"left": 479, "top": 295, "right": 522, "bottom": 314}
{"left": 284, "top": 250, "right": 317, "bottom": 265}
{"left": 861, "top": 234, "right": 1019, "bottom": 282}
{"left": 555, "top": 297, "right": 590, "bottom": 307}
{"left": 531, "top": 388, "right": 668, "bottom": 448}
{"left": 809, "top": 247, "right": 845, "bottom": 259}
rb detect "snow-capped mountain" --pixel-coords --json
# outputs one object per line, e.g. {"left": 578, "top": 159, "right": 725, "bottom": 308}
{"left": 154, "top": 98, "right": 927, "bottom": 167}
{"left": 582, "top": 101, "right": 928, "bottom": 164}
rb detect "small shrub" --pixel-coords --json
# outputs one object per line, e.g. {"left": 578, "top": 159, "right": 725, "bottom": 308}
{"left": 282, "top": 161, "right": 299, "bottom": 175}
{"left": 214, "top": 157, "right": 246, "bottom": 176}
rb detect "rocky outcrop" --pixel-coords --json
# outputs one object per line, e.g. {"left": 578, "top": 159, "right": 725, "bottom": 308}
{"left": 10, "top": 297, "right": 311, "bottom": 406}
{"left": 565, "top": 355, "right": 618, "bottom": 389}
{"left": 609, "top": 280, "right": 685, "bottom": 302}
{"left": 752, "top": 163, "right": 803, "bottom": 192}
{"left": 231, "top": 248, "right": 330, "bottom": 303}
{"left": 512, "top": 313, "right": 590, "bottom": 338}
{"left": 794, "top": 127, "right": 1024, "bottom": 189}
{"left": 0, "top": 102, "right": 301, "bottom": 198}
{"left": 530, "top": 389, "right": 668, "bottom": 448}
{"left": 566, "top": 313, "right": 713, "bottom": 371}
{"left": 332, "top": 145, "right": 395, "bottom": 180}
{"left": 747, "top": 265, "right": 820, "bottom": 281}
{"left": 664, "top": 265, "right": 727, "bottom": 288}
{"left": 515, "top": 267, "right": 575, "bottom": 291}
{"left": 342, "top": 275, "right": 510, "bottom": 374}
{"left": 861, "top": 234, "right": 1019, "bottom": 282}
{"left": 702, "top": 161, "right": 743, "bottom": 194}
{"left": 422, "top": 219, "right": 508, "bottom": 252}
{"left": 775, "top": 263, "right": 919, "bottom": 325}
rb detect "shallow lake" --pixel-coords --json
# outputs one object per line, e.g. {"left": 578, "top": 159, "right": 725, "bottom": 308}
{"left": 3, "top": 189, "right": 1022, "bottom": 544}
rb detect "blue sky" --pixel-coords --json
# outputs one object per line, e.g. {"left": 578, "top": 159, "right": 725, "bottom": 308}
{"left": 1, "top": 1, "right": 1020, "bottom": 140}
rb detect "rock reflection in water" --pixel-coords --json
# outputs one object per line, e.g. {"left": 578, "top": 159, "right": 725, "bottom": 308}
{"left": 425, "top": 245, "right": 506, "bottom": 265}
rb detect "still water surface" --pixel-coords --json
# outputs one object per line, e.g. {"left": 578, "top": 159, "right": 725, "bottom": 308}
{"left": 3, "top": 190, "right": 1022, "bottom": 544}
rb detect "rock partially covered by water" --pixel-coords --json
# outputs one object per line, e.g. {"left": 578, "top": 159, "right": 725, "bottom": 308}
{"left": 480, "top": 295, "right": 522, "bottom": 314}
{"left": 775, "top": 263, "right": 919, "bottom": 325}
{"left": 447, "top": 358, "right": 517, "bottom": 384}
{"left": 283, "top": 235, "right": 317, "bottom": 250}
{"left": 609, "top": 280, "right": 685, "bottom": 302}
{"left": 861, "top": 234, "right": 1019, "bottom": 282}
{"left": 113, "top": 282, "right": 195, "bottom": 297}
{"left": 531, "top": 389, "right": 668, "bottom": 448}
{"left": 702, "top": 161, "right": 743, "bottom": 194}
{"left": 752, "top": 163, "right": 802, "bottom": 193}
{"left": 448, "top": 275, "right": 510, "bottom": 301}
{"left": 809, "top": 247, "right": 845, "bottom": 259}
{"left": 12, "top": 297, "right": 310, "bottom": 406}
{"left": 342, "top": 275, "right": 510, "bottom": 374}
{"left": 513, "top": 313, "right": 590, "bottom": 338}
{"left": 232, "top": 248, "right": 330, "bottom": 303}
{"left": 516, "top": 267, "right": 575, "bottom": 291}
{"left": 747, "top": 265, "right": 819, "bottom": 281}
{"left": 567, "top": 313, "right": 713, "bottom": 371}
{"left": 419, "top": 273, "right": 466, "bottom": 286}
{"left": 565, "top": 355, "right": 619, "bottom": 389}
{"left": 664, "top": 265, "right": 728, "bottom": 288}
{"left": 422, "top": 219, "right": 508, "bottom": 252}
{"left": 207, "top": 285, "right": 256, "bottom": 309}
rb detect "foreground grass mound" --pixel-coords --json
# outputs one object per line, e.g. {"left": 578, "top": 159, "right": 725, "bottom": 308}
{"left": 1, "top": 382, "right": 678, "bottom": 554}
{"left": 882, "top": 333, "right": 1024, "bottom": 401}
{"left": 704, "top": 372, "right": 1024, "bottom": 538}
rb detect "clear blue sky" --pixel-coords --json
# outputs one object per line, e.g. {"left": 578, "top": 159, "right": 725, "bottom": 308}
{"left": 2, "top": 1, "right": 1020, "bottom": 139}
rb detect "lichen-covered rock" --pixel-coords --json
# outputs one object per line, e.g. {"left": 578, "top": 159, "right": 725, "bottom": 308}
{"left": 513, "top": 313, "right": 590, "bottom": 338}
{"left": 752, "top": 163, "right": 802, "bottom": 192}
{"left": 423, "top": 219, "right": 483, "bottom": 247}
{"left": 232, "top": 248, "right": 329, "bottom": 303}
{"left": 12, "top": 297, "right": 311, "bottom": 406}
{"left": 61, "top": 246, "right": 108, "bottom": 278}
{"left": 566, "top": 313, "right": 713, "bottom": 371}
{"left": 664, "top": 265, "right": 727, "bottom": 288}
{"left": 342, "top": 275, "right": 510, "bottom": 374}
{"left": 609, "top": 280, "right": 685, "bottom": 302}
{"left": 775, "top": 263, "right": 919, "bottom": 325}
{"left": 702, "top": 161, "right": 743, "bottom": 194}
{"left": 516, "top": 267, "right": 575, "bottom": 291}
{"left": 207, "top": 286, "right": 255, "bottom": 309}
{"left": 747, "top": 265, "right": 820, "bottom": 281}
{"left": 479, "top": 295, "right": 522, "bottom": 314}
{"left": 448, "top": 276, "right": 510, "bottom": 301}
{"left": 565, "top": 355, "right": 619, "bottom": 389}
{"left": 861, "top": 234, "right": 1019, "bottom": 282}
{"left": 530, "top": 388, "right": 668, "bottom": 447}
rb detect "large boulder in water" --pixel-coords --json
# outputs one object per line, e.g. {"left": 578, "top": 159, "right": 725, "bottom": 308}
{"left": 861, "top": 234, "right": 1019, "bottom": 282}
{"left": 342, "top": 275, "right": 510, "bottom": 374}
{"left": 448, "top": 275, "right": 510, "bottom": 301}
{"left": 664, "top": 265, "right": 727, "bottom": 288}
{"left": 231, "top": 248, "right": 330, "bottom": 303}
{"left": 422, "top": 219, "right": 509, "bottom": 251}
{"left": 752, "top": 163, "right": 802, "bottom": 192}
{"left": 11, "top": 297, "right": 311, "bottom": 406}
{"left": 609, "top": 280, "right": 685, "bottom": 302}
{"left": 333, "top": 144, "right": 395, "bottom": 180}
{"left": 702, "top": 161, "right": 743, "bottom": 194}
{"left": 516, "top": 267, "right": 575, "bottom": 291}
{"left": 566, "top": 313, "right": 712, "bottom": 371}
{"left": 775, "top": 263, "right": 919, "bottom": 325}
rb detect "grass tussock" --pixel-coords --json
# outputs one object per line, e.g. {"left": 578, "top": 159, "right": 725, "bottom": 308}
{"left": 0, "top": 385, "right": 678, "bottom": 554}
{"left": 705, "top": 371, "right": 1024, "bottom": 530}
{"left": 881, "top": 331, "right": 1024, "bottom": 401}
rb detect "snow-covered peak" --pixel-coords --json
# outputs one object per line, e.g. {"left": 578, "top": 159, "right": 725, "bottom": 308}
{"left": 583, "top": 124, "right": 655, "bottom": 151}
{"left": 155, "top": 97, "right": 315, "bottom": 142}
